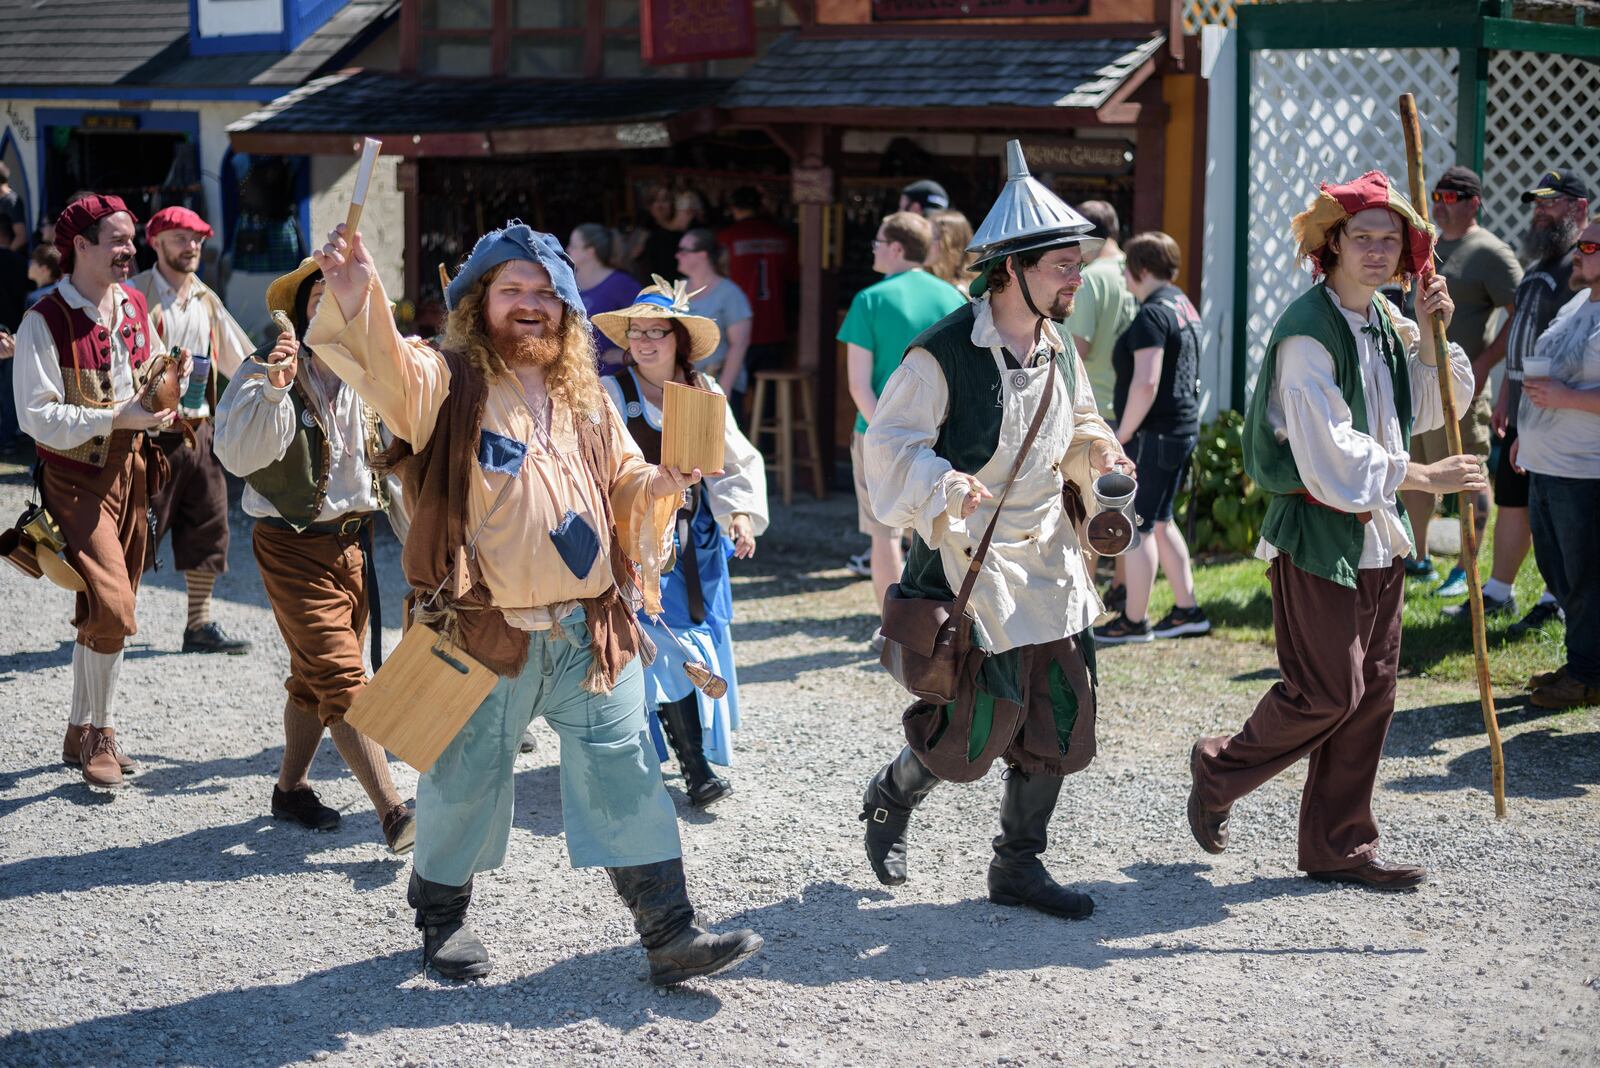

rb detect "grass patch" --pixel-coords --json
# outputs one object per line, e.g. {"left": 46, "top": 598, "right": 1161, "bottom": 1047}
{"left": 1142, "top": 521, "right": 1564, "bottom": 688}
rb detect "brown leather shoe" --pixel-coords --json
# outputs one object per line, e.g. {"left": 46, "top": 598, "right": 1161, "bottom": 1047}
{"left": 1529, "top": 674, "right": 1600, "bottom": 710}
{"left": 1187, "top": 741, "right": 1230, "bottom": 854}
{"left": 65, "top": 723, "right": 135, "bottom": 771}
{"left": 1528, "top": 664, "right": 1566, "bottom": 690}
{"left": 382, "top": 801, "right": 416, "bottom": 855}
{"left": 81, "top": 726, "right": 125, "bottom": 788}
{"left": 1305, "top": 859, "right": 1426, "bottom": 891}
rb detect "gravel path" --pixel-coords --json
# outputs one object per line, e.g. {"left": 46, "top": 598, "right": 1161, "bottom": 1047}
{"left": 1, "top": 471, "right": 1596, "bottom": 1067}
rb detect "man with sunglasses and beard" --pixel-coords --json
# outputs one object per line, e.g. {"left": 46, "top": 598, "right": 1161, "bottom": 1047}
{"left": 303, "top": 220, "right": 762, "bottom": 986}
{"left": 1453, "top": 170, "right": 1591, "bottom": 636}
{"left": 12, "top": 194, "right": 185, "bottom": 787}
{"left": 131, "top": 206, "right": 255, "bottom": 655}
{"left": 859, "top": 142, "right": 1129, "bottom": 921}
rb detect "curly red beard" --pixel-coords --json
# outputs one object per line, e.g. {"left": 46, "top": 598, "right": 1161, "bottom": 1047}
{"left": 489, "top": 319, "right": 564, "bottom": 368}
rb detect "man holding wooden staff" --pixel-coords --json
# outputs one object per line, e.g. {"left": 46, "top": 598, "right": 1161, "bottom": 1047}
{"left": 1187, "top": 172, "right": 1483, "bottom": 890}
{"left": 304, "top": 219, "right": 762, "bottom": 985}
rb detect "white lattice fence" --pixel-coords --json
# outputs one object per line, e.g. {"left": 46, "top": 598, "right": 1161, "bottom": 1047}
{"left": 1243, "top": 47, "right": 1458, "bottom": 393}
{"left": 1482, "top": 50, "right": 1600, "bottom": 247}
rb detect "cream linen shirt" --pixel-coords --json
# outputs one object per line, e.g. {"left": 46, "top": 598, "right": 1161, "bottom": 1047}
{"left": 213, "top": 350, "right": 387, "bottom": 523}
{"left": 130, "top": 268, "right": 252, "bottom": 417}
{"left": 1256, "top": 288, "right": 1475, "bottom": 569}
{"left": 13, "top": 278, "right": 167, "bottom": 450}
{"left": 304, "top": 274, "right": 674, "bottom": 627}
{"left": 864, "top": 296, "right": 1120, "bottom": 652}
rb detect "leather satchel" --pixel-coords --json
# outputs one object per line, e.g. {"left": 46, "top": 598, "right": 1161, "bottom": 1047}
{"left": 879, "top": 358, "right": 1058, "bottom": 704}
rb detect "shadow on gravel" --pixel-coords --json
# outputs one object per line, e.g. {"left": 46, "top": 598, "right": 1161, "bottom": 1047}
{"left": 0, "top": 945, "right": 729, "bottom": 1066}
{"left": 0, "top": 638, "right": 76, "bottom": 678}
{"left": 739, "top": 648, "right": 878, "bottom": 683}
{"left": 0, "top": 816, "right": 404, "bottom": 901}
{"left": 1388, "top": 724, "right": 1598, "bottom": 800}
{"left": 1383, "top": 693, "right": 1576, "bottom": 760}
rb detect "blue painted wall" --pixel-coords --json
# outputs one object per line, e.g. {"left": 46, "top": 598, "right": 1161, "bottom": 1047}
{"left": 188, "top": 0, "right": 349, "bottom": 57}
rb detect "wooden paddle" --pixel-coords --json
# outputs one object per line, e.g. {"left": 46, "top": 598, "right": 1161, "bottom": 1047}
{"left": 1399, "top": 92, "right": 1506, "bottom": 818}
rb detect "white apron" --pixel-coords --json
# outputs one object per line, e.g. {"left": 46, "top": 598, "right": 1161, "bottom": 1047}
{"left": 931, "top": 350, "right": 1103, "bottom": 654}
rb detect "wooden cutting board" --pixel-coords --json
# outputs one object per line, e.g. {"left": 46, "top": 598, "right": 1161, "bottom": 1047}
{"left": 661, "top": 380, "right": 726, "bottom": 475}
{"left": 346, "top": 621, "right": 499, "bottom": 773}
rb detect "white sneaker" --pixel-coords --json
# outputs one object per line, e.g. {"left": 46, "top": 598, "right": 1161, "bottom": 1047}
{"left": 846, "top": 551, "right": 872, "bottom": 579}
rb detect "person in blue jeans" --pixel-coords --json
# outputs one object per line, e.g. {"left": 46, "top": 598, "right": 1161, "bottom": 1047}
{"left": 1513, "top": 214, "right": 1600, "bottom": 709}
{"left": 1095, "top": 231, "right": 1210, "bottom": 644}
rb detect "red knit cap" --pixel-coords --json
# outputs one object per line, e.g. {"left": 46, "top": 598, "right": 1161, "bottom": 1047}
{"left": 1293, "top": 171, "right": 1435, "bottom": 287}
{"left": 146, "top": 205, "right": 213, "bottom": 241}
{"left": 54, "top": 194, "right": 136, "bottom": 274}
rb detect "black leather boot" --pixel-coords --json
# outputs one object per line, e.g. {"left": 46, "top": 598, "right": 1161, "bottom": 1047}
{"left": 988, "top": 768, "right": 1093, "bottom": 920}
{"left": 859, "top": 745, "right": 941, "bottom": 886}
{"left": 658, "top": 696, "right": 731, "bottom": 807}
{"left": 408, "top": 869, "right": 493, "bottom": 979}
{"left": 608, "top": 859, "right": 763, "bottom": 986}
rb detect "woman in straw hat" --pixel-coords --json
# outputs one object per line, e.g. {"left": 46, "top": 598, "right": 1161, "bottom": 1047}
{"left": 594, "top": 277, "right": 768, "bottom": 807}
{"left": 213, "top": 257, "right": 415, "bottom": 853}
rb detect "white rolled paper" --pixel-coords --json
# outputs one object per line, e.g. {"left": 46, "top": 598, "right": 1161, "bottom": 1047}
{"left": 351, "top": 137, "right": 382, "bottom": 206}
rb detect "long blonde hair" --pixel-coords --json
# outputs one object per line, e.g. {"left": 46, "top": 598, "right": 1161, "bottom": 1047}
{"left": 444, "top": 264, "right": 607, "bottom": 420}
{"left": 925, "top": 209, "right": 977, "bottom": 292}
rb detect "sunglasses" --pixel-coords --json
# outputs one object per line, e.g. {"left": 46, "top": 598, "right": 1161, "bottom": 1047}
{"left": 1431, "top": 190, "right": 1473, "bottom": 204}
{"left": 1578, "top": 241, "right": 1600, "bottom": 256}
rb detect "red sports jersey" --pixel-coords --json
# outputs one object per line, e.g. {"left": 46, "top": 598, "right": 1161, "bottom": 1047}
{"left": 718, "top": 217, "right": 795, "bottom": 347}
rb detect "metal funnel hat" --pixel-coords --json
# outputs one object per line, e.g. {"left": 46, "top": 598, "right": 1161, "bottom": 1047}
{"left": 967, "top": 140, "right": 1102, "bottom": 265}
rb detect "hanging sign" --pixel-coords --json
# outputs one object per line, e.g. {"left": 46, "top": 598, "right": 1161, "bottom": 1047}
{"left": 872, "top": 0, "right": 1088, "bottom": 19}
{"left": 1022, "top": 139, "right": 1135, "bottom": 176}
{"left": 642, "top": 0, "right": 757, "bottom": 66}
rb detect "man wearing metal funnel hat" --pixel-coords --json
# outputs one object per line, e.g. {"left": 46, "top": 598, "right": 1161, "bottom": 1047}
{"left": 858, "top": 141, "right": 1132, "bottom": 920}
{"left": 302, "top": 219, "right": 761, "bottom": 985}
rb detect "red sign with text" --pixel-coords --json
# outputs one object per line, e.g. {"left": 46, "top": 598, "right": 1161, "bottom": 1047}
{"left": 873, "top": 0, "right": 1088, "bottom": 18}
{"left": 642, "top": 0, "right": 757, "bottom": 65}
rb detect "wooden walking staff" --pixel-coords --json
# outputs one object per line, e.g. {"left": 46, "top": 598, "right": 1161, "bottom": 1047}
{"left": 1398, "top": 93, "right": 1507, "bottom": 817}
{"left": 344, "top": 137, "right": 382, "bottom": 233}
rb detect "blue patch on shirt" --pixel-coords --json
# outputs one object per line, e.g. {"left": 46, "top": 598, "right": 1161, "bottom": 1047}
{"left": 477, "top": 429, "right": 527, "bottom": 475}
{"left": 549, "top": 509, "right": 600, "bottom": 580}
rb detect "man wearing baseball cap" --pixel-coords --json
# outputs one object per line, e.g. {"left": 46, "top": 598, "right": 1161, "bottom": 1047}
{"left": 1450, "top": 168, "right": 1590, "bottom": 635}
{"left": 1400, "top": 166, "right": 1521, "bottom": 599}
{"left": 131, "top": 206, "right": 256, "bottom": 654}
{"left": 898, "top": 179, "right": 950, "bottom": 217}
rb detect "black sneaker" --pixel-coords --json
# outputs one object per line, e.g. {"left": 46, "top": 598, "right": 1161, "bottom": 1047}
{"left": 1506, "top": 601, "right": 1564, "bottom": 640}
{"left": 1152, "top": 605, "right": 1212, "bottom": 639}
{"left": 183, "top": 621, "right": 253, "bottom": 655}
{"left": 1443, "top": 592, "right": 1515, "bottom": 622}
{"left": 272, "top": 785, "right": 341, "bottom": 831}
{"left": 1102, "top": 584, "right": 1127, "bottom": 614}
{"left": 1094, "top": 613, "right": 1153, "bottom": 645}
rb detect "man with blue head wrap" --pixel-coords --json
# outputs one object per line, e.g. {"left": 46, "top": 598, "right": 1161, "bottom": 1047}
{"left": 302, "top": 218, "right": 762, "bottom": 985}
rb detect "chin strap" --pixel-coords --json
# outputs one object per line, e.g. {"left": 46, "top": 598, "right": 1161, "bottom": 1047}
{"left": 1011, "top": 253, "right": 1049, "bottom": 356}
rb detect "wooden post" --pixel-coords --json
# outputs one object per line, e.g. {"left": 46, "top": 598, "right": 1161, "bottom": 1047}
{"left": 1398, "top": 92, "right": 1506, "bottom": 818}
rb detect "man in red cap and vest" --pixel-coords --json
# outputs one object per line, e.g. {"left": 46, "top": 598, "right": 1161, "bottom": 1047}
{"left": 132, "top": 206, "right": 254, "bottom": 654}
{"left": 12, "top": 194, "right": 187, "bottom": 787}
{"left": 1186, "top": 172, "right": 1483, "bottom": 889}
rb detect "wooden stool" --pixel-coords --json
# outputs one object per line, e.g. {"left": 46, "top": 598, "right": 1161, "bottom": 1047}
{"left": 749, "top": 370, "right": 827, "bottom": 506}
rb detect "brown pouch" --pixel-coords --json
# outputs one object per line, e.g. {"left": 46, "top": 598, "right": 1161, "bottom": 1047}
{"left": 0, "top": 525, "right": 43, "bottom": 580}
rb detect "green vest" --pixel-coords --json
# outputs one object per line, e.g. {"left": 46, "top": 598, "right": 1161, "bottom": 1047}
{"left": 243, "top": 342, "right": 382, "bottom": 530}
{"left": 1244, "top": 284, "right": 1413, "bottom": 588}
{"left": 895, "top": 302, "right": 1079, "bottom": 602}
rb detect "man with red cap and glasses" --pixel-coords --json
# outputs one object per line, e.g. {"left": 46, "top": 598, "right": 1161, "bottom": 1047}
{"left": 12, "top": 194, "right": 188, "bottom": 787}
{"left": 130, "top": 206, "right": 255, "bottom": 654}
{"left": 1186, "top": 172, "right": 1482, "bottom": 890}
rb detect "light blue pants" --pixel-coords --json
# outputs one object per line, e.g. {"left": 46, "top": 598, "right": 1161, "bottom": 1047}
{"left": 413, "top": 608, "right": 683, "bottom": 886}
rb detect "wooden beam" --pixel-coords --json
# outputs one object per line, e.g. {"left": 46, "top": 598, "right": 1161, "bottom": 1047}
{"left": 227, "top": 130, "right": 494, "bottom": 157}
{"left": 797, "top": 22, "right": 1173, "bottom": 41}
{"left": 725, "top": 105, "right": 1115, "bottom": 129}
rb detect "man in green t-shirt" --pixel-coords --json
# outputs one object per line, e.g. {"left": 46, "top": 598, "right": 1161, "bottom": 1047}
{"left": 838, "top": 211, "right": 965, "bottom": 642}
{"left": 1064, "top": 200, "right": 1136, "bottom": 412}
{"left": 1400, "top": 165, "right": 1522, "bottom": 596}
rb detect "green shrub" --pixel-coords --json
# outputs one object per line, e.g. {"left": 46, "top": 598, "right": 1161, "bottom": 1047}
{"left": 1175, "top": 409, "right": 1267, "bottom": 555}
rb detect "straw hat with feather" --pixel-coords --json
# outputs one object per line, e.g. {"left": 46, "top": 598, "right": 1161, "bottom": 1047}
{"left": 591, "top": 276, "right": 722, "bottom": 362}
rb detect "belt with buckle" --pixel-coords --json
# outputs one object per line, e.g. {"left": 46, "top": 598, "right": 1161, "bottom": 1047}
{"left": 258, "top": 512, "right": 373, "bottom": 537}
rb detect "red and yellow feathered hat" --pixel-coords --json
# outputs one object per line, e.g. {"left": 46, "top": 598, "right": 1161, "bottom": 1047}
{"left": 1292, "top": 171, "right": 1435, "bottom": 288}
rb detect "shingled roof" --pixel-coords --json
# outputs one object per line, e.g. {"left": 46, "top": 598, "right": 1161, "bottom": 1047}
{"left": 0, "top": 0, "right": 395, "bottom": 90}
{"left": 228, "top": 70, "right": 734, "bottom": 135}
{"left": 719, "top": 34, "right": 1167, "bottom": 111}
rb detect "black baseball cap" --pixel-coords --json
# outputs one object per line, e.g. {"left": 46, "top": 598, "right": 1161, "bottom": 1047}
{"left": 1522, "top": 169, "right": 1592, "bottom": 202}
{"left": 1434, "top": 165, "right": 1482, "bottom": 199}
{"left": 900, "top": 179, "right": 950, "bottom": 212}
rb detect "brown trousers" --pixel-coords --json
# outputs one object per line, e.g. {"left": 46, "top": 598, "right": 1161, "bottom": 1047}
{"left": 42, "top": 431, "right": 160, "bottom": 653}
{"left": 253, "top": 522, "right": 368, "bottom": 726}
{"left": 148, "top": 419, "right": 229, "bottom": 574}
{"left": 1194, "top": 558, "right": 1405, "bottom": 872}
